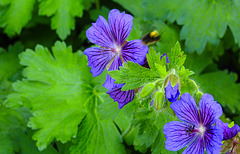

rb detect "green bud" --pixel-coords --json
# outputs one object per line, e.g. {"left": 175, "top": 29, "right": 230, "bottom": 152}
{"left": 164, "top": 73, "right": 179, "bottom": 87}
{"left": 140, "top": 83, "right": 155, "bottom": 98}
{"left": 154, "top": 91, "right": 165, "bottom": 110}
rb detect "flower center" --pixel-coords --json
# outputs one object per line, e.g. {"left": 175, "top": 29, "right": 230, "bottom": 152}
{"left": 115, "top": 46, "right": 121, "bottom": 55}
{"left": 198, "top": 125, "right": 206, "bottom": 136}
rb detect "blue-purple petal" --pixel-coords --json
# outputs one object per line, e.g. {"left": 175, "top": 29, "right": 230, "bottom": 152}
{"left": 163, "top": 121, "right": 197, "bottom": 151}
{"left": 160, "top": 53, "right": 170, "bottom": 64}
{"left": 108, "top": 9, "right": 133, "bottom": 46}
{"left": 86, "top": 16, "right": 115, "bottom": 48}
{"left": 107, "top": 87, "right": 135, "bottom": 109}
{"left": 121, "top": 40, "right": 148, "bottom": 65}
{"left": 165, "top": 81, "right": 180, "bottom": 102}
{"left": 103, "top": 55, "right": 123, "bottom": 89}
{"left": 103, "top": 74, "right": 123, "bottom": 90}
{"left": 199, "top": 94, "right": 223, "bottom": 126}
{"left": 83, "top": 47, "right": 114, "bottom": 77}
{"left": 216, "top": 119, "right": 240, "bottom": 140}
{"left": 182, "top": 135, "right": 204, "bottom": 154}
{"left": 204, "top": 126, "right": 223, "bottom": 154}
{"left": 170, "top": 93, "right": 200, "bottom": 126}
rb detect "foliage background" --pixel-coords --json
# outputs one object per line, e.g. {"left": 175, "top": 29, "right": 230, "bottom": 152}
{"left": 0, "top": 0, "right": 240, "bottom": 153}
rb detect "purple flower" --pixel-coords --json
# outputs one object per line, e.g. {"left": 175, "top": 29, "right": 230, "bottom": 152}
{"left": 165, "top": 81, "right": 180, "bottom": 102}
{"left": 107, "top": 87, "right": 135, "bottom": 109}
{"left": 161, "top": 53, "right": 170, "bottom": 63}
{"left": 216, "top": 119, "right": 240, "bottom": 140}
{"left": 163, "top": 93, "right": 223, "bottom": 154}
{"left": 84, "top": 9, "right": 148, "bottom": 90}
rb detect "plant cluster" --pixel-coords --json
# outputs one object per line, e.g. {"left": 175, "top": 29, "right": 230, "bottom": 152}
{"left": 1, "top": 0, "right": 240, "bottom": 153}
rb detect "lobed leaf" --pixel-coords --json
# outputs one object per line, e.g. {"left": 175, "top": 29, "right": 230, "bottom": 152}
{"left": 109, "top": 61, "right": 160, "bottom": 91}
{"left": 6, "top": 41, "right": 93, "bottom": 150}
{"left": 0, "top": 0, "right": 35, "bottom": 36}
{"left": 38, "top": 0, "right": 85, "bottom": 40}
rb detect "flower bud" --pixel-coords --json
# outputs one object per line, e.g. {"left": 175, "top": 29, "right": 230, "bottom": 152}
{"left": 140, "top": 83, "right": 155, "bottom": 98}
{"left": 165, "top": 81, "right": 180, "bottom": 102}
{"left": 154, "top": 91, "right": 165, "bottom": 110}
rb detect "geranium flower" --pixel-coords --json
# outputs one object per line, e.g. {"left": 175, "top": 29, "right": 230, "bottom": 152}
{"left": 216, "top": 119, "right": 240, "bottom": 153}
{"left": 216, "top": 119, "right": 240, "bottom": 140}
{"left": 165, "top": 81, "right": 180, "bottom": 102}
{"left": 163, "top": 93, "right": 223, "bottom": 154}
{"left": 84, "top": 9, "right": 148, "bottom": 90}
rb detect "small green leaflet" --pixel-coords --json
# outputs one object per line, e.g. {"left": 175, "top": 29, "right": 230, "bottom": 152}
{"left": 109, "top": 61, "right": 160, "bottom": 91}
{"left": 168, "top": 42, "right": 186, "bottom": 70}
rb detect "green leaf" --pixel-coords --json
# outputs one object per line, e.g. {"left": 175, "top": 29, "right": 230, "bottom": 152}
{"left": 38, "top": 0, "right": 85, "bottom": 40}
{"left": 127, "top": 18, "right": 143, "bottom": 41}
{"left": 168, "top": 42, "right": 186, "bottom": 70}
{"left": 0, "top": 43, "right": 23, "bottom": 80}
{"left": 108, "top": 62, "right": 160, "bottom": 91}
{"left": 153, "top": 20, "right": 180, "bottom": 53}
{"left": 98, "top": 97, "right": 138, "bottom": 133}
{"left": 6, "top": 41, "right": 126, "bottom": 153}
{"left": 178, "top": 66, "right": 194, "bottom": 79}
{"left": 179, "top": 79, "right": 197, "bottom": 96}
{"left": 89, "top": 6, "right": 109, "bottom": 21}
{"left": 70, "top": 116, "right": 126, "bottom": 154}
{"left": 131, "top": 108, "right": 178, "bottom": 153}
{"left": 184, "top": 52, "right": 213, "bottom": 76}
{"left": 98, "top": 94, "right": 121, "bottom": 120}
{"left": 142, "top": 0, "right": 240, "bottom": 53}
{"left": 193, "top": 70, "right": 240, "bottom": 112}
{"left": 0, "top": 43, "right": 23, "bottom": 104}
{"left": 113, "top": 0, "right": 144, "bottom": 17}
{"left": 0, "top": 0, "right": 35, "bottom": 36}
{"left": 0, "top": 106, "right": 26, "bottom": 153}
{"left": 146, "top": 47, "right": 161, "bottom": 71}
{"left": 6, "top": 41, "right": 93, "bottom": 150}
{"left": 155, "top": 63, "right": 168, "bottom": 78}
{"left": 0, "top": 106, "right": 60, "bottom": 153}
{"left": 82, "top": 0, "right": 94, "bottom": 10}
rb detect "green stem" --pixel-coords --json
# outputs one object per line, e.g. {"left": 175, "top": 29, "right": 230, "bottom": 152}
{"left": 189, "top": 79, "right": 202, "bottom": 94}
{"left": 153, "top": 78, "right": 164, "bottom": 85}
